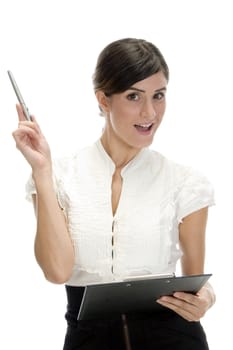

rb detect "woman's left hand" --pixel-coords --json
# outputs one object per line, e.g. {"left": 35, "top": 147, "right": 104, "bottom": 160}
{"left": 156, "top": 283, "right": 216, "bottom": 322}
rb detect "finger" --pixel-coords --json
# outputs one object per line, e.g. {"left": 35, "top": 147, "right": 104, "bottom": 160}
{"left": 30, "top": 114, "right": 42, "bottom": 132}
{"left": 158, "top": 295, "right": 198, "bottom": 310}
{"left": 18, "top": 120, "right": 41, "bottom": 136}
{"left": 17, "top": 116, "right": 43, "bottom": 139}
{"left": 173, "top": 292, "right": 198, "bottom": 306}
{"left": 164, "top": 303, "right": 197, "bottom": 321}
{"left": 16, "top": 104, "right": 44, "bottom": 135}
{"left": 156, "top": 298, "right": 198, "bottom": 322}
{"left": 172, "top": 292, "right": 207, "bottom": 314}
{"left": 12, "top": 125, "right": 40, "bottom": 144}
{"left": 16, "top": 104, "right": 27, "bottom": 121}
{"left": 157, "top": 296, "right": 202, "bottom": 321}
{"left": 16, "top": 104, "right": 38, "bottom": 124}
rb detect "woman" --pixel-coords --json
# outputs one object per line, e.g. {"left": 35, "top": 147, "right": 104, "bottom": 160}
{"left": 13, "top": 38, "right": 215, "bottom": 350}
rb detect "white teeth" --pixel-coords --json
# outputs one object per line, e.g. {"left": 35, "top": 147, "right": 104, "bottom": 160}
{"left": 135, "top": 123, "right": 152, "bottom": 128}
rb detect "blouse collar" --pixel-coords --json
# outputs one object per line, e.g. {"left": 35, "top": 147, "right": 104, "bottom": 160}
{"left": 95, "top": 139, "right": 148, "bottom": 176}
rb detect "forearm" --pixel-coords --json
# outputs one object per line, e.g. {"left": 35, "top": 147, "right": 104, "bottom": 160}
{"left": 33, "top": 171, "right": 75, "bottom": 284}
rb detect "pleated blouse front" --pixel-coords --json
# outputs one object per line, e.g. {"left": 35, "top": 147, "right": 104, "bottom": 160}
{"left": 26, "top": 140, "right": 215, "bottom": 286}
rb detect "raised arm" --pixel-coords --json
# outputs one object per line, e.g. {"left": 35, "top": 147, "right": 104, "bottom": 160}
{"left": 12, "top": 105, "right": 75, "bottom": 284}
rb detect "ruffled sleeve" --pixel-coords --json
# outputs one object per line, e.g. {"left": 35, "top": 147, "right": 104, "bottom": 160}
{"left": 175, "top": 168, "right": 215, "bottom": 223}
{"left": 25, "top": 174, "right": 37, "bottom": 202}
{"left": 25, "top": 156, "right": 70, "bottom": 214}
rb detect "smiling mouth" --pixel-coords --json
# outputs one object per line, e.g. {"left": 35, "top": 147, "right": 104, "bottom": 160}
{"left": 134, "top": 123, "right": 153, "bottom": 132}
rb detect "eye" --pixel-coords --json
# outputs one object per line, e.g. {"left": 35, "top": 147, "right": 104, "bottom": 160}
{"left": 153, "top": 92, "right": 165, "bottom": 100}
{"left": 126, "top": 93, "right": 140, "bottom": 101}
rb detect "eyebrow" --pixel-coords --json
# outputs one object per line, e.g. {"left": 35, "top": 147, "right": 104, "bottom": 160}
{"left": 128, "top": 86, "right": 167, "bottom": 93}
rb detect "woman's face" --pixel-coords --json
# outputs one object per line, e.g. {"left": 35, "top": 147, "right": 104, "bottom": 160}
{"left": 101, "top": 71, "right": 167, "bottom": 150}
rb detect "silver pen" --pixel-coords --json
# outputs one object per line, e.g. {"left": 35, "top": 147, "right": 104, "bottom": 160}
{"left": 7, "top": 70, "right": 32, "bottom": 121}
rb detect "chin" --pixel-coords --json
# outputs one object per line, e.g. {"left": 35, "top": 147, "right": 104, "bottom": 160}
{"left": 138, "top": 136, "right": 155, "bottom": 148}
{"left": 132, "top": 140, "right": 153, "bottom": 150}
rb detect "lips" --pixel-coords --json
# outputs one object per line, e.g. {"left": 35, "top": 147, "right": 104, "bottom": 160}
{"left": 134, "top": 123, "right": 153, "bottom": 131}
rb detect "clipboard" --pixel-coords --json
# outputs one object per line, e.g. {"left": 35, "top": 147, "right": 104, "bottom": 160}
{"left": 77, "top": 273, "right": 212, "bottom": 320}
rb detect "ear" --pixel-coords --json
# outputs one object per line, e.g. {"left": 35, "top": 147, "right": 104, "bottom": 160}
{"left": 95, "top": 91, "right": 110, "bottom": 115}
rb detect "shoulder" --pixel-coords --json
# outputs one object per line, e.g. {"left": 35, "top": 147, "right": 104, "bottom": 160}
{"left": 52, "top": 143, "right": 96, "bottom": 179}
{"left": 146, "top": 148, "right": 194, "bottom": 180}
{"left": 147, "top": 148, "right": 214, "bottom": 196}
{"left": 147, "top": 149, "right": 215, "bottom": 221}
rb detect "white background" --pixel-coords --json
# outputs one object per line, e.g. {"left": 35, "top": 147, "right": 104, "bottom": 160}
{"left": 0, "top": 0, "right": 232, "bottom": 348}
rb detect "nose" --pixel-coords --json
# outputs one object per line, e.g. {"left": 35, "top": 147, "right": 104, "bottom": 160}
{"left": 140, "top": 99, "right": 156, "bottom": 121}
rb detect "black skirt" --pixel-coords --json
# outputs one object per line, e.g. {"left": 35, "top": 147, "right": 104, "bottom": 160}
{"left": 63, "top": 285, "right": 209, "bottom": 350}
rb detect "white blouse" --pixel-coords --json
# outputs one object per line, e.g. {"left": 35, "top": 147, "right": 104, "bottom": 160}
{"left": 26, "top": 140, "right": 215, "bottom": 286}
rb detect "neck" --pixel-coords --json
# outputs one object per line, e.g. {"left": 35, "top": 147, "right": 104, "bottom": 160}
{"left": 100, "top": 134, "right": 142, "bottom": 170}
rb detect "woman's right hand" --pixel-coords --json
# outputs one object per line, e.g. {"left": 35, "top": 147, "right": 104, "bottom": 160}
{"left": 12, "top": 104, "right": 52, "bottom": 175}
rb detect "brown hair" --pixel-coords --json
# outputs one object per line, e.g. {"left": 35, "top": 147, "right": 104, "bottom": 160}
{"left": 93, "top": 38, "right": 169, "bottom": 96}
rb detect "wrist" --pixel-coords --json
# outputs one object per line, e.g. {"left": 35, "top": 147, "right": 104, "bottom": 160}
{"left": 32, "top": 168, "right": 54, "bottom": 190}
{"left": 32, "top": 165, "right": 52, "bottom": 180}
